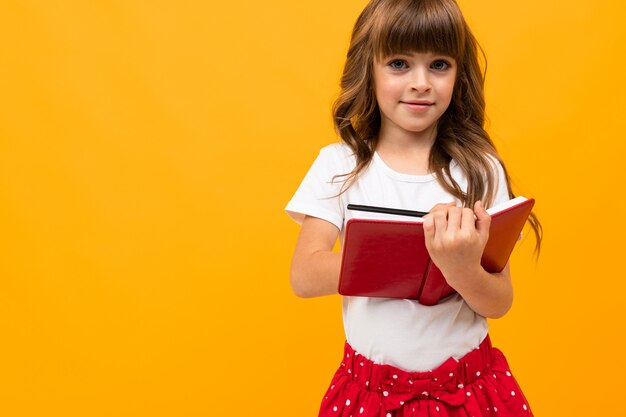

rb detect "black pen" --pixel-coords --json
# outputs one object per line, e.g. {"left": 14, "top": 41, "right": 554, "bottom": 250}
{"left": 346, "top": 204, "right": 429, "bottom": 218}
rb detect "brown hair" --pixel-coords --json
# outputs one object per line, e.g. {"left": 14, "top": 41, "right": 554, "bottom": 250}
{"left": 332, "top": 0, "right": 542, "bottom": 254}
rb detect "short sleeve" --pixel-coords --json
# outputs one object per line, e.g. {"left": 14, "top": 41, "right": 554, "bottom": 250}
{"left": 285, "top": 145, "right": 349, "bottom": 230}
{"left": 489, "top": 158, "right": 524, "bottom": 240}
{"left": 490, "top": 157, "right": 512, "bottom": 208}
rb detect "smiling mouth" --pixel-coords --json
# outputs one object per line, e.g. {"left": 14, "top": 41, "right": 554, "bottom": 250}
{"left": 401, "top": 101, "right": 434, "bottom": 105}
{"left": 401, "top": 101, "right": 433, "bottom": 112}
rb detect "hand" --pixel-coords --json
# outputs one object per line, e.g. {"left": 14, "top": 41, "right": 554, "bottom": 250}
{"left": 428, "top": 201, "right": 457, "bottom": 214}
{"left": 423, "top": 201, "right": 491, "bottom": 285}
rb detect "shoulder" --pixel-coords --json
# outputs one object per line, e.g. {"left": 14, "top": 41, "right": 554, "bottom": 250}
{"left": 483, "top": 154, "right": 511, "bottom": 206}
{"left": 449, "top": 154, "right": 506, "bottom": 179}
{"left": 319, "top": 142, "right": 355, "bottom": 160}
{"left": 316, "top": 142, "right": 357, "bottom": 171}
{"left": 448, "top": 153, "right": 510, "bottom": 207}
{"left": 450, "top": 153, "right": 504, "bottom": 170}
{"left": 486, "top": 154, "right": 506, "bottom": 175}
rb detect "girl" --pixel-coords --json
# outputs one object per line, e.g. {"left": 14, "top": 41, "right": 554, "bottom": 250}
{"left": 285, "top": 0, "right": 542, "bottom": 416}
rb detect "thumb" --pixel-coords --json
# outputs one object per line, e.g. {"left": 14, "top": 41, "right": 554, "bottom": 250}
{"left": 474, "top": 201, "right": 491, "bottom": 240}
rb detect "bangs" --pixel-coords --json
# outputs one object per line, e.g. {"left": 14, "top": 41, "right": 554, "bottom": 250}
{"left": 371, "top": 0, "right": 466, "bottom": 62}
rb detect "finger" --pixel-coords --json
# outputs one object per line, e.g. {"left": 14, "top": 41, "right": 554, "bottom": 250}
{"left": 428, "top": 201, "right": 457, "bottom": 213}
{"left": 474, "top": 200, "right": 491, "bottom": 240}
{"left": 460, "top": 207, "right": 476, "bottom": 231}
{"left": 432, "top": 210, "right": 448, "bottom": 237}
{"left": 423, "top": 214, "right": 435, "bottom": 242}
{"left": 446, "top": 206, "right": 462, "bottom": 232}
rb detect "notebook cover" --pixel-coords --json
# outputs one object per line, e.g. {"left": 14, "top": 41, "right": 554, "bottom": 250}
{"left": 481, "top": 198, "right": 535, "bottom": 272}
{"left": 338, "top": 220, "right": 430, "bottom": 299}
{"left": 418, "top": 264, "right": 455, "bottom": 305}
{"left": 338, "top": 198, "right": 535, "bottom": 304}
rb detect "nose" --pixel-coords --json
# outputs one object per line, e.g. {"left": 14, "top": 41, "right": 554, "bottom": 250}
{"left": 410, "top": 66, "right": 431, "bottom": 93}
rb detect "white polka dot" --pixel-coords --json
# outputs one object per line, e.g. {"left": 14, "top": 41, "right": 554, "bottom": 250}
{"left": 494, "top": 406, "right": 498, "bottom": 412}
{"left": 478, "top": 385, "right": 483, "bottom": 389}
{"left": 476, "top": 371, "right": 481, "bottom": 377}
{"left": 466, "top": 391, "right": 471, "bottom": 396}
{"left": 347, "top": 354, "right": 350, "bottom": 358}
{"left": 408, "top": 380, "right": 413, "bottom": 384}
{"left": 360, "top": 362, "right": 364, "bottom": 366}
{"left": 333, "top": 406, "right": 338, "bottom": 412}
{"left": 383, "top": 391, "right": 389, "bottom": 397}
{"left": 387, "top": 413, "right": 392, "bottom": 417}
{"left": 449, "top": 372, "right": 454, "bottom": 377}
{"left": 436, "top": 406, "right": 440, "bottom": 412}
{"left": 393, "top": 374, "right": 398, "bottom": 379}
{"left": 506, "top": 371, "right": 512, "bottom": 376}
{"left": 366, "top": 381, "right": 369, "bottom": 386}
{"left": 421, "top": 391, "right": 429, "bottom": 397}
{"left": 331, "top": 385, "right": 334, "bottom": 390}
{"left": 523, "top": 404, "right": 528, "bottom": 411}
{"left": 511, "top": 391, "right": 516, "bottom": 396}
{"left": 346, "top": 399, "right": 351, "bottom": 406}
{"left": 493, "top": 374, "right": 497, "bottom": 378}
{"left": 360, "top": 407, "right": 364, "bottom": 414}
{"left": 400, "top": 401, "right": 404, "bottom": 405}
{"left": 348, "top": 369, "right": 352, "bottom": 374}
{"left": 458, "top": 383, "right": 464, "bottom": 388}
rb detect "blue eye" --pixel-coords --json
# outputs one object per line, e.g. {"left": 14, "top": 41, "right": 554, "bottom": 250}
{"left": 389, "top": 60, "right": 407, "bottom": 70}
{"left": 432, "top": 60, "right": 450, "bottom": 70}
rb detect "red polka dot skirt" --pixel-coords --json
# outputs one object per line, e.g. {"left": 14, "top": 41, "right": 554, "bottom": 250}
{"left": 319, "top": 335, "right": 533, "bottom": 417}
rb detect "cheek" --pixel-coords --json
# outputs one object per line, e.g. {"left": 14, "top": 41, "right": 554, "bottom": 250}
{"left": 376, "top": 80, "right": 402, "bottom": 104}
{"left": 439, "top": 79, "right": 456, "bottom": 103}
{"left": 374, "top": 84, "right": 391, "bottom": 107}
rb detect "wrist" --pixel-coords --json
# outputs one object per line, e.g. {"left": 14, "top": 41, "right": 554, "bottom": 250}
{"left": 442, "top": 263, "right": 485, "bottom": 290}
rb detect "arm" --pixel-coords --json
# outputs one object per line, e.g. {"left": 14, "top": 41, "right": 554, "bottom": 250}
{"left": 423, "top": 201, "right": 513, "bottom": 318}
{"left": 290, "top": 215, "right": 342, "bottom": 298}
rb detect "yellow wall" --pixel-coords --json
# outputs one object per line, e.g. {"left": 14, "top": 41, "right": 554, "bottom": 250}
{"left": 0, "top": 1, "right": 624, "bottom": 415}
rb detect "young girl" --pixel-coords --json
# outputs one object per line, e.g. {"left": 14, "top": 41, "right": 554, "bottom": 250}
{"left": 285, "top": 1, "right": 541, "bottom": 416}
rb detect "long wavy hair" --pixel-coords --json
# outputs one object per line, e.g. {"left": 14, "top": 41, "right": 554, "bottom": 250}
{"left": 332, "top": 0, "right": 542, "bottom": 254}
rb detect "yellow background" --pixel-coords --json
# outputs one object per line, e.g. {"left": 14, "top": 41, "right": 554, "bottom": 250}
{"left": 1, "top": 0, "right": 624, "bottom": 415}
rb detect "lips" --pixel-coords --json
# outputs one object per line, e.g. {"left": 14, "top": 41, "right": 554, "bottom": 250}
{"left": 401, "top": 100, "right": 434, "bottom": 105}
{"left": 401, "top": 100, "right": 433, "bottom": 113}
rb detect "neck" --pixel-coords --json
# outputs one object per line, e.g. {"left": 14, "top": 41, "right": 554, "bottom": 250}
{"left": 375, "top": 123, "right": 437, "bottom": 176}
{"left": 376, "top": 122, "right": 438, "bottom": 152}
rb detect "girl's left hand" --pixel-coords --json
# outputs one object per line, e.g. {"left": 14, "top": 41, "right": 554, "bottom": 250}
{"left": 423, "top": 201, "right": 491, "bottom": 285}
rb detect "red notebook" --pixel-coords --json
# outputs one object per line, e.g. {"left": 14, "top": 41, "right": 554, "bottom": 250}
{"left": 338, "top": 197, "right": 535, "bottom": 305}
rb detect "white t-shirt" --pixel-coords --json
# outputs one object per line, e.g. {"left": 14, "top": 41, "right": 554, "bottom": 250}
{"left": 285, "top": 142, "right": 510, "bottom": 372}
